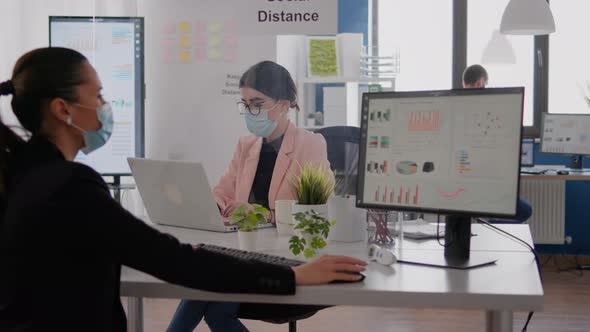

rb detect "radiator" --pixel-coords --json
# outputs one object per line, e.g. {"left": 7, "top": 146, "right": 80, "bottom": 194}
{"left": 520, "top": 179, "right": 566, "bottom": 244}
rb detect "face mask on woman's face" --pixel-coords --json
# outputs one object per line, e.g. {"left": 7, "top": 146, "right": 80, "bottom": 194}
{"left": 244, "top": 104, "right": 280, "bottom": 138}
{"left": 67, "top": 102, "right": 114, "bottom": 154}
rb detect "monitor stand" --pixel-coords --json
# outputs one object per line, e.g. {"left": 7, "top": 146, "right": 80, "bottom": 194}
{"left": 396, "top": 215, "right": 498, "bottom": 270}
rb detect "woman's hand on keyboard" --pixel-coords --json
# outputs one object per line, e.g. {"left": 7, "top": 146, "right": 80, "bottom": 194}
{"left": 292, "top": 255, "right": 367, "bottom": 285}
{"left": 221, "top": 201, "right": 252, "bottom": 218}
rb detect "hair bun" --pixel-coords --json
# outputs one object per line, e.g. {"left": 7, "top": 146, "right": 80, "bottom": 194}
{"left": 0, "top": 80, "right": 14, "bottom": 96}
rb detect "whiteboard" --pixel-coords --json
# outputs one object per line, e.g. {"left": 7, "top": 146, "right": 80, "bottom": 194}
{"left": 50, "top": 16, "right": 145, "bottom": 175}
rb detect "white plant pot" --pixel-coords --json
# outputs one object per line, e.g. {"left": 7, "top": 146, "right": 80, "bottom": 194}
{"left": 328, "top": 196, "right": 367, "bottom": 242}
{"left": 291, "top": 203, "right": 328, "bottom": 219}
{"left": 237, "top": 230, "right": 258, "bottom": 251}
{"left": 275, "top": 200, "right": 297, "bottom": 236}
{"left": 276, "top": 221, "right": 295, "bottom": 236}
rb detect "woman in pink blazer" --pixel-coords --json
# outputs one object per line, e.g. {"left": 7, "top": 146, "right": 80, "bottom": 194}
{"left": 168, "top": 61, "right": 336, "bottom": 332}
{"left": 214, "top": 61, "right": 333, "bottom": 216}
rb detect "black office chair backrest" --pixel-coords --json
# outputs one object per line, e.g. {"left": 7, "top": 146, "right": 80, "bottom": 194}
{"left": 313, "top": 126, "right": 360, "bottom": 196}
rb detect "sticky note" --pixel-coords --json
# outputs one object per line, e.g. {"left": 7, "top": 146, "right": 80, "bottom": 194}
{"left": 195, "top": 47, "right": 206, "bottom": 60}
{"left": 208, "top": 35, "right": 223, "bottom": 47}
{"left": 178, "top": 21, "right": 191, "bottom": 34}
{"left": 179, "top": 50, "right": 192, "bottom": 63}
{"left": 179, "top": 35, "right": 191, "bottom": 49}
{"left": 208, "top": 21, "right": 222, "bottom": 33}
{"left": 207, "top": 48, "right": 222, "bottom": 61}
{"left": 161, "top": 22, "right": 175, "bottom": 34}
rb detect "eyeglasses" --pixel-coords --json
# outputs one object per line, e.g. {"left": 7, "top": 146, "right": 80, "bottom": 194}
{"left": 237, "top": 101, "right": 262, "bottom": 116}
{"left": 237, "top": 100, "right": 279, "bottom": 116}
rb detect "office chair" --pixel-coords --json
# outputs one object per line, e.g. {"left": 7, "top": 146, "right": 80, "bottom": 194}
{"left": 487, "top": 198, "right": 533, "bottom": 224}
{"left": 235, "top": 127, "right": 361, "bottom": 332}
{"left": 314, "top": 126, "right": 361, "bottom": 196}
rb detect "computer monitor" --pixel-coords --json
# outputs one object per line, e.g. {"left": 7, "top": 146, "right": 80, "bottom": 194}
{"left": 357, "top": 87, "right": 524, "bottom": 268}
{"left": 540, "top": 113, "right": 590, "bottom": 169}
{"left": 49, "top": 16, "right": 145, "bottom": 176}
{"left": 521, "top": 138, "right": 535, "bottom": 167}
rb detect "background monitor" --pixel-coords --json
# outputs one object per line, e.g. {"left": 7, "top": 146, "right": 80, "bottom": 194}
{"left": 541, "top": 113, "right": 590, "bottom": 169}
{"left": 49, "top": 16, "right": 145, "bottom": 175}
{"left": 521, "top": 138, "right": 535, "bottom": 167}
{"left": 358, "top": 88, "right": 524, "bottom": 219}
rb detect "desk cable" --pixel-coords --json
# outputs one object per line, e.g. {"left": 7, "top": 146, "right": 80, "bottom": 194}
{"left": 476, "top": 218, "right": 541, "bottom": 332}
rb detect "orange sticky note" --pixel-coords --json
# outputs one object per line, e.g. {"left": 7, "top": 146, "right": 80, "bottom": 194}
{"left": 179, "top": 50, "right": 192, "bottom": 63}
{"left": 179, "top": 35, "right": 191, "bottom": 49}
{"left": 178, "top": 21, "right": 191, "bottom": 34}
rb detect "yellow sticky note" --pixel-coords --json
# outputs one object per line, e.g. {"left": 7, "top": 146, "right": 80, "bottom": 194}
{"left": 207, "top": 48, "right": 222, "bottom": 61}
{"left": 178, "top": 21, "right": 191, "bottom": 34}
{"left": 179, "top": 36, "right": 191, "bottom": 49}
{"left": 208, "top": 21, "right": 222, "bottom": 33}
{"left": 179, "top": 50, "right": 192, "bottom": 63}
{"left": 208, "top": 35, "right": 223, "bottom": 47}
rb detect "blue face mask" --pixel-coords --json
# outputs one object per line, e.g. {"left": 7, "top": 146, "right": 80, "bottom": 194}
{"left": 244, "top": 109, "right": 278, "bottom": 138}
{"left": 67, "top": 102, "right": 114, "bottom": 154}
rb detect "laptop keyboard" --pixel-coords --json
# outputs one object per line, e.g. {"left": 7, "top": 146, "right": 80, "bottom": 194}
{"left": 196, "top": 244, "right": 365, "bottom": 283}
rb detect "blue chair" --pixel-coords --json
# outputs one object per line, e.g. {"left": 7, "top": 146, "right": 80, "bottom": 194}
{"left": 488, "top": 198, "right": 533, "bottom": 223}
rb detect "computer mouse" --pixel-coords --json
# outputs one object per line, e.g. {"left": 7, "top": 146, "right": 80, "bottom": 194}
{"left": 557, "top": 170, "right": 569, "bottom": 175}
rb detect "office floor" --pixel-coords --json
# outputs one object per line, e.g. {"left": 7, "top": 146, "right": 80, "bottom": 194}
{"left": 124, "top": 255, "right": 590, "bottom": 332}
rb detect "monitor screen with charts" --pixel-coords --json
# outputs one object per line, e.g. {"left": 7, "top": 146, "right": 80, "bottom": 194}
{"left": 357, "top": 88, "right": 524, "bottom": 219}
{"left": 50, "top": 16, "right": 145, "bottom": 175}
{"left": 541, "top": 113, "right": 590, "bottom": 156}
{"left": 521, "top": 138, "right": 535, "bottom": 167}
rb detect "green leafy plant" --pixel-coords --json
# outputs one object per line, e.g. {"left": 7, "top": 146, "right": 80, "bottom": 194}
{"left": 230, "top": 204, "right": 269, "bottom": 232}
{"left": 291, "top": 162, "right": 335, "bottom": 205}
{"left": 289, "top": 210, "right": 336, "bottom": 258}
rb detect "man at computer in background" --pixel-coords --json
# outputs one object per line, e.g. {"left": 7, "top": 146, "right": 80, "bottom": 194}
{"left": 462, "top": 64, "right": 488, "bottom": 88}
{"left": 462, "top": 64, "right": 533, "bottom": 223}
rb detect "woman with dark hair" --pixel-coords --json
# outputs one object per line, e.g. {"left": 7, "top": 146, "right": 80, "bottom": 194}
{"left": 167, "top": 61, "right": 335, "bottom": 331}
{"left": 0, "top": 49, "right": 366, "bottom": 332}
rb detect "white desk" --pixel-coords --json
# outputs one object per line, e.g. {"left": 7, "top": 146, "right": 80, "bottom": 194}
{"left": 121, "top": 224, "right": 543, "bottom": 332}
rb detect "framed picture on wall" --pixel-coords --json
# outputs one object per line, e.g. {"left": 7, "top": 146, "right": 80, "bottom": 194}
{"left": 306, "top": 36, "right": 340, "bottom": 78}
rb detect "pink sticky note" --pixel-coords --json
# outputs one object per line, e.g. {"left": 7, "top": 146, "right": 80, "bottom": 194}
{"left": 195, "top": 21, "right": 206, "bottom": 34}
{"left": 195, "top": 47, "right": 206, "bottom": 61}
{"left": 160, "top": 39, "right": 176, "bottom": 49}
{"left": 224, "top": 20, "right": 236, "bottom": 34}
{"left": 224, "top": 34, "right": 238, "bottom": 47}
{"left": 195, "top": 33, "right": 207, "bottom": 46}
{"left": 224, "top": 48, "right": 238, "bottom": 63}
{"left": 161, "top": 49, "right": 176, "bottom": 63}
{"left": 161, "top": 22, "right": 175, "bottom": 34}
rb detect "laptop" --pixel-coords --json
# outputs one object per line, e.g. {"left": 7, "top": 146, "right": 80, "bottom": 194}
{"left": 128, "top": 158, "right": 272, "bottom": 232}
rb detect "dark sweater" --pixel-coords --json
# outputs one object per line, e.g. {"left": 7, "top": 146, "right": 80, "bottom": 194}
{"left": 249, "top": 136, "right": 283, "bottom": 209}
{"left": 0, "top": 137, "right": 295, "bottom": 332}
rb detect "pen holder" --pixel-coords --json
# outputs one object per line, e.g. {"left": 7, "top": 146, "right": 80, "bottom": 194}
{"left": 366, "top": 209, "right": 396, "bottom": 247}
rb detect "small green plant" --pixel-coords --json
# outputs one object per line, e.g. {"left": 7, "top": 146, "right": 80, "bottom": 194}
{"left": 289, "top": 210, "right": 336, "bottom": 258}
{"left": 291, "top": 162, "right": 335, "bottom": 205}
{"left": 230, "top": 204, "right": 269, "bottom": 232}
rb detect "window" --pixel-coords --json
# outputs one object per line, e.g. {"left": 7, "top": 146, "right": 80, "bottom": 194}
{"left": 378, "top": 0, "right": 452, "bottom": 91}
{"left": 548, "top": 2, "right": 590, "bottom": 115}
{"left": 467, "top": 0, "right": 535, "bottom": 126}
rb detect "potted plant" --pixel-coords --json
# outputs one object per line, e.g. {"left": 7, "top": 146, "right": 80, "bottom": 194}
{"left": 230, "top": 204, "right": 269, "bottom": 251}
{"left": 289, "top": 210, "right": 336, "bottom": 258}
{"left": 291, "top": 162, "right": 336, "bottom": 218}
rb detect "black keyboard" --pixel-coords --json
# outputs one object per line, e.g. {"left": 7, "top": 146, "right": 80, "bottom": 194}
{"left": 196, "top": 244, "right": 365, "bottom": 283}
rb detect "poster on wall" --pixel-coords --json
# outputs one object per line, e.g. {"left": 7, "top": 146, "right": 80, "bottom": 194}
{"left": 140, "top": 0, "right": 338, "bottom": 183}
